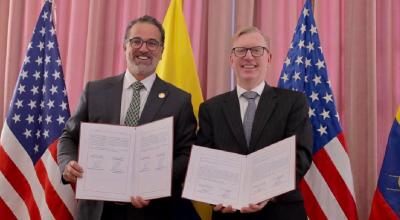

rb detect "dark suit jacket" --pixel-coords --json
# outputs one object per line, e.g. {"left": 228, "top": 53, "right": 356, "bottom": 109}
{"left": 196, "top": 83, "right": 313, "bottom": 220}
{"left": 57, "top": 74, "right": 197, "bottom": 220}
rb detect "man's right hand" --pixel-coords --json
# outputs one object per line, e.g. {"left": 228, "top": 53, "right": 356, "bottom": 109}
{"left": 62, "top": 160, "right": 83, "bottom": 183}
{"left": 213, "top": 204, "right": 237, "bottom": 213}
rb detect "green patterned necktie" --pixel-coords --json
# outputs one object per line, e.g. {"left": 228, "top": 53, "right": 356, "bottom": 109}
{"left": 124, "top": 81, "right": 145, "bottom": 126}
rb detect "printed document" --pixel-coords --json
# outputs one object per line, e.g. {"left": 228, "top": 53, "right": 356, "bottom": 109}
{"left": 182, "top": 136, "right": 296, "bottom": 209}
{"left": 76, "top": 117, "right": 173, "bottom": 202}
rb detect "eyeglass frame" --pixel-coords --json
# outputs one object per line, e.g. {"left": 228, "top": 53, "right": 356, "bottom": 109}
{"left": 231, "top": 46, "right": 270, "bottom": 58}
{"left": 125, "top": 37, "right": 162, "bottom": 51}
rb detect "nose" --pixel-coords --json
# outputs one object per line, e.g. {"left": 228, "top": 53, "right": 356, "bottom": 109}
{"left": 243, "top": 49, "right": 254, "bottom": 59}
{"left": 138, "top": 42, "right": 149, "bottom": 52}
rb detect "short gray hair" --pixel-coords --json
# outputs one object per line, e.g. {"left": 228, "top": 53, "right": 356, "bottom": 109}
{"left": 124, "top": 15, "right": 165, "bottom": 46}
{"left": 231, "top": 26, "right": 270, "bottom": 51}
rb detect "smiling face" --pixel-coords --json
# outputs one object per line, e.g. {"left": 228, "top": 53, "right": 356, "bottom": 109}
{"left": 230, "top": 31, "right": 271, "bottom": 90}
{"left": 124, "top": 22, "right": 163, "bottom": 80}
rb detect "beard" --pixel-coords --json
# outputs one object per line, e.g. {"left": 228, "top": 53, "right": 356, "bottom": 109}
{"left": 127, "top": 59, "right": 159, "bottom": 80}
{"left": 125, "top": 48, "right": 162, "bottom": 79}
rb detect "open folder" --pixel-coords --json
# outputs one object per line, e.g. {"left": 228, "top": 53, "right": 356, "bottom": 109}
{"left": 182, "top": 136, "right": 296, "bottom": 209}
{"left": 76, "top": 117, "right": 173, "bottom": 202}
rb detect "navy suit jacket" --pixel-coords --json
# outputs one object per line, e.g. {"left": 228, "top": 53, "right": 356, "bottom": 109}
{"left": 58, "top": 74, "right": 197, "bottom": 220}
{"left": 196, "top": 83, "right": 313, "bottom": 220}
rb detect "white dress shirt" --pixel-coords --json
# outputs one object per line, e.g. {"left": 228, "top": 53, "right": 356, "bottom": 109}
{"left": 120, "top": 70, "right": 156, "bottom": 124}
{"left": 236, "top": 82, "right": 265, "bottom": 121}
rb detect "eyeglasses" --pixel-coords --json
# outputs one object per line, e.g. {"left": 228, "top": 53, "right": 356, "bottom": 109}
{"left": 126, "top": 37, "right": 161, "bottom": 51}
{"left": 231, "top": 46, "right": 269, "bottom": 58}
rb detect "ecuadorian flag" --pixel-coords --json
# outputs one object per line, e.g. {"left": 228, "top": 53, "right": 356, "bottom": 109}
{"left": 157, "top": 0, "right": 211, "bottom": 219}
{"left": 369, "top": 107, "right": 400, "bottom": 219}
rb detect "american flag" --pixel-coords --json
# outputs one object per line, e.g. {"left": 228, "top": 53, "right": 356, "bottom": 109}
{"left": 0, "top": 0, "right": 76, "bottom": 219}
{"left": 278, "top": 0, "right": 358, "bottom": 219}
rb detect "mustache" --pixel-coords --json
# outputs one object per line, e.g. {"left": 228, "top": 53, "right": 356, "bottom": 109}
{"left": 132, "top": 51, "right": 152, "bottom": 57}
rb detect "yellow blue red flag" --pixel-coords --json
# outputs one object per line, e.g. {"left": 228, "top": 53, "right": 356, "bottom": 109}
{"left": 156, "top": 0, "right": 203, "bottom": 120}
{"left": 369, "top": 107, "right": 400, "bottom": 219}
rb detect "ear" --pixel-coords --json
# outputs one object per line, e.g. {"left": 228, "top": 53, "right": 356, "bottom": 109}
{"left": 264, "top": 51, "right": 272, "bottom": 63}
{"left": 123, "top": 43, "right": 127, "bottom": 52}
{"left": 159, "top": 46, "right": 164, "bottom": 60}
{"left": 229, "top": 53, "right": 234, "bottom": 66}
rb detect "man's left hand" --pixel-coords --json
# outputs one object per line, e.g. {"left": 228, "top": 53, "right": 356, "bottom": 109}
{"left": 240, "top": 199, "right": 269, "bottom": 213}
{"left": 130, "top": 196, "right": 150, "bottom": 208}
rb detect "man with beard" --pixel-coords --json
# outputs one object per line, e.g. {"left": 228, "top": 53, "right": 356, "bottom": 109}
{"left": 57, "top": 15, "right": 197, "bottom": 220}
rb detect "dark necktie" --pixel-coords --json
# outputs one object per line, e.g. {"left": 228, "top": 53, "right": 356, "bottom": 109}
{"left": 124, "top": 81, "right": 144, "bottom": 126}
{"left": 242, "top": 91, "right": 258, "bottom": 147}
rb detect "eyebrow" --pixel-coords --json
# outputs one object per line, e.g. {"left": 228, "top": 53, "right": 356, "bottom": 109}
{"left": 129, "top": 36, "right": 159, "bottom": 40}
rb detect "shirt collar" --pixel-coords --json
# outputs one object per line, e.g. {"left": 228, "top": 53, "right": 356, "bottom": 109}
{"left": 236, "top": 81, "right": 265, "bottom": 97}
{"left": 123, "top": 70, "right": 156, "bottom": 91}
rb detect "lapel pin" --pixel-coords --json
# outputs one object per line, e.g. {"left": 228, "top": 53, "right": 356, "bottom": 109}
{"left": 158, "top": 92, "right": 166, "bottom": 99}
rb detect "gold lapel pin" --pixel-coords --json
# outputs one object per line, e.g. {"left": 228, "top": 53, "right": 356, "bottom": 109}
{"left": 158, "top": 92, "right": 166, "bottom": 99}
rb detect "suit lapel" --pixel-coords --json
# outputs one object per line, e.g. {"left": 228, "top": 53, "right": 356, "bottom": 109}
{"left": 250, "top": 84, "right": 277, "bottom": 147}
{"left": 222, "top": 90, "right": 247, "bottom": 149}
{"left": 139, "top": 76, "right": 167, "bottom": 124}
{"left": 107, "top": 74, "right": 124, "bottom": 124}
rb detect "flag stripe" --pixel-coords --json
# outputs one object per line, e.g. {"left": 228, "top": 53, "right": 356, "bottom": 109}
{"left": 41, "top": 145, "right": 76, "bottom": 215}
{"left": 48, "top": 140, "right": 58, "bottom": 162}
{"left": 337, "top": 132, "right": 349, "bottom": 152}
{"left": 1, "top": 124, "right": 54, "bottom": 219}
{"left": 0, "top": 146, "right": 41, "bottom": 220}
{"left": 304, "top": 162, "right": 347, "bottom": 219}
{"left": 0, "top": 197, "right": 18, "bottom": 220}
{"left": 369, "top": 189, "right": 400, "bottom": 220}
{"left": 35, "top": 159, "right": 73, "bottom": 220}
{"left": 0, "top": 173, "right": 27, "bottom": 220}
{"left": 397, "top": 109, "right": 400, "bottom": 123}
{"left": 299, "top": 180, "right": 327, "bottom": 220}
{"left": 324, "top": 136, "right": 356, "bottom": 197}
{"left": 313, "top": 147, "right": 357, "bottom": 219}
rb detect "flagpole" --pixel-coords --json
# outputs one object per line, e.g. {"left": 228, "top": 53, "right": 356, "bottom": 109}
{"left": 52, "top": 0, "right": 57, "bottom": 27}
{"left": 311, "top": 0, "right": 315, "bottom": 13}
